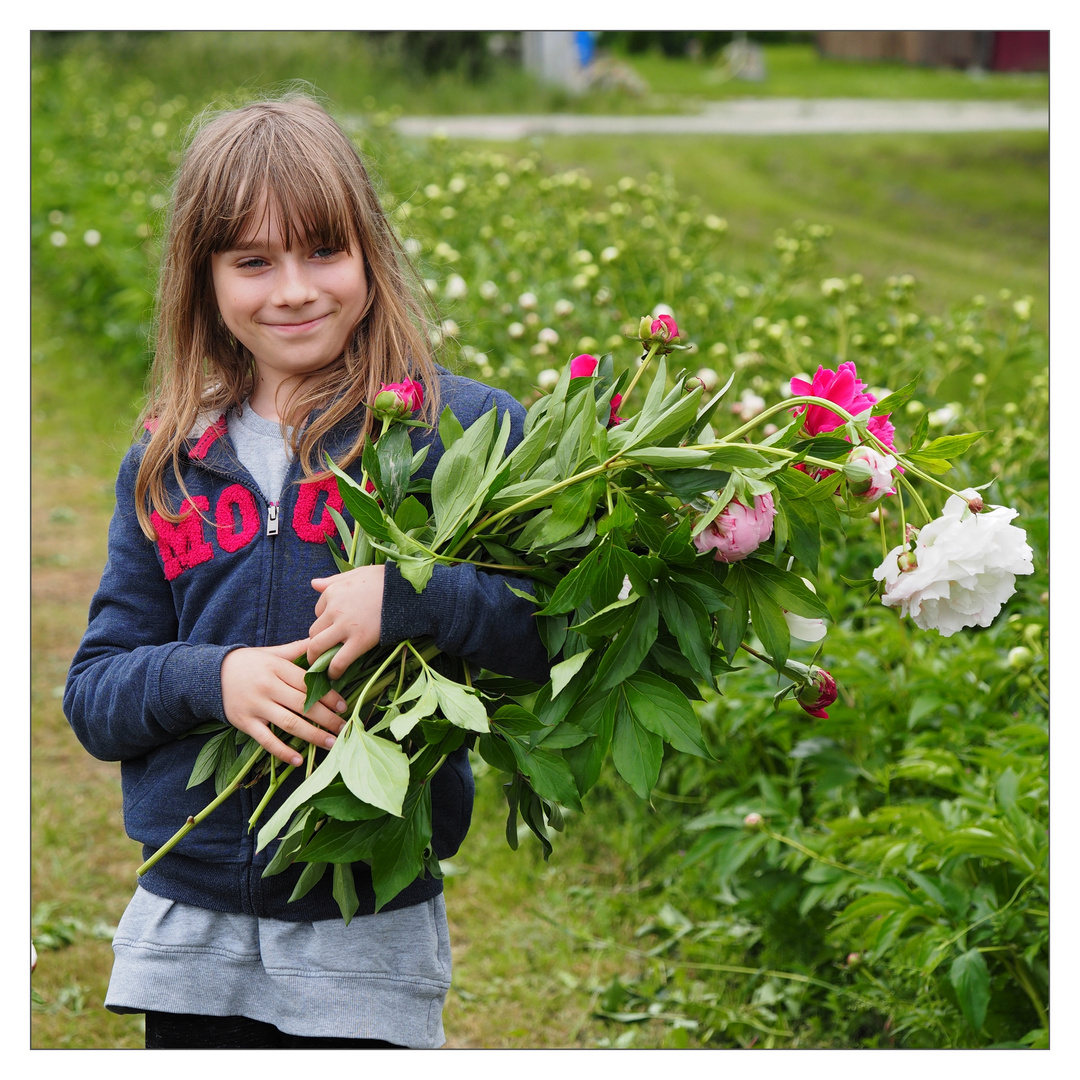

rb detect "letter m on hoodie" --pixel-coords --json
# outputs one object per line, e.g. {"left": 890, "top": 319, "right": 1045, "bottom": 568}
{"left": 151, "top": 496, "right": 214, "bottom": 581}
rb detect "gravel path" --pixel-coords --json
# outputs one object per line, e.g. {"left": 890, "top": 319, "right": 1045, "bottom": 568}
{"left": 392, "top": 98, "right": 1048, "bottom": 139}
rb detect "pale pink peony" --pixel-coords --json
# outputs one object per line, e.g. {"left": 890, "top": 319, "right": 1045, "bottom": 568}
{"left": 795, "top": 667, "right": 838, "bottom": 719}
{"left": 844, "top": 445, "right": 898, "bottom": 502}
{"left": 372, "top": 378, "right": 424, "bottom": 420}
{"left": 873, "top": 488, "right": 1034, "bottom": 636}
{"left": 694, "top": 493, "right": 776, "bottom": 563}
{"left": 791, "top": 362, "right": 895, "bottom": 449}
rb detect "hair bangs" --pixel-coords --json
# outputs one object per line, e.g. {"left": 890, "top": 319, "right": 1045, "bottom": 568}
{"left": 202, "top": 112, "right": 359, "bottom": 257}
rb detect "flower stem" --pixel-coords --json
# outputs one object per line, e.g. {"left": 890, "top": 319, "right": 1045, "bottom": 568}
{"left": 137, "top": 741, "right": 267, "bottom": 876}
{"left": 619, "top": 342, "right": 660, "bottom": 406}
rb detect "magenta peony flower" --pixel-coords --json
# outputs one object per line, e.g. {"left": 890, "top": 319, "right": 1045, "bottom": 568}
{"left": 569, "top": 353, "right": 599, "bottom": 378}
{"left": 650, "top": 313, "right": 680, "bottom": 342}
{"left": 795, "top": 667, "right": 838, "bottom": 719}
{"left": 693, "top": 493, "right": 776, "bottom": 563}
{"left": 790, "top": 362, "right": 895, "bottom": 449}
{"left": 569, "top": 354, "right": 622, "bottom": 426}
{"left": 372, "top": 378, "right": 424, "bottom": 420}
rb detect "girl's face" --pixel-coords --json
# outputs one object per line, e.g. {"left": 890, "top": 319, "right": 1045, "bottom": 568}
{"left": 211, "top": 199, "right": 368, "bottom": 417}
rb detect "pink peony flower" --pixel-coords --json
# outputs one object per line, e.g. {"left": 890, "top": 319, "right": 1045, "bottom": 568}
{"left": 693, "top": 493, "right": 776, "bottom": 563}
{"left": 790, "top": 362, "right": 895, "bottom": 449}
{"left": 569, "top": 354, "right": 622, "bottom": 427}
{"left": 873, "top": 488, "right": 1034, "bottom": 636}
{"left": 372, "top": 378, "right": 424, "bottom": 420}
{"left": 844, "top": 445, "right": 898, "bottom": 502}
{"left": 795, "top": 667, "right": 838, "bottom": 719}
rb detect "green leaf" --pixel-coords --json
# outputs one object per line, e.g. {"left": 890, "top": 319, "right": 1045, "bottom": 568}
{"left": 594, "top": 593, "right": 659, "bottom": 694}
{"left": 374, "top": 421, "right": 414, "bottom": 515}
{"left": 871, "top": 375, "right": 920, "bottom": 416}
{"left": 256, "top": 744, "right": 343, "bottom": 852}
{"left": 950, "top": 948, "right": 991, "bottom": 1031}
{"left": 430, "top": 406, "right": 501, "bottom": 545}
{"left": 288, "top": 860, "right": 328, "bottom": 902}
{"left": 371, "top": 785, "right": 433, "bottom": 911}
{"left": 428, "top": 668, "right": 490, "bottom": 732}
{"left": 612, "top": 694, "right": 663, "bottom": 799}
{"left": 308, "top": 780, "right": 387, "bottom": 821}
{"left": 657, "top": 580, "right": 713, "bottom": 681}
{"left": 623, "top": 672, "right": 711, "bottom": 758}
{"left": 386, "top": 672, "right": 439, "bottom": 740}
{"left": 917, "top": 431, "right": 989, "bottom": 458}
{"left": 625, "top": 446, "right": 712, "bottom": 468}
{"left": 186, "top": 729, "right": 231, "bottom": 790}
{"left": 550, "top": 649, "right": 593, "bottom": 698}
{"left": 908, "top": 411, "right": 930, "bottom": 454}
{"left": 438, "top": 405, "right": 465, "bottom": 451}
{"left": 295, "top": 816, "right": 385, "bottom": 864}
{"left": 393, "top": 494, "right": 429, "bottom": 534}
{"left": 562, "top": 690, "right": 617, "bottom": 798}
{"left": 337, "top": 726, "right": 410, "bottom": 817}
{"left": 506, "top": 740, "right": 583, "bottom": 811}
{"left": 332, "top": 862, "right": 361, "bottom": 925}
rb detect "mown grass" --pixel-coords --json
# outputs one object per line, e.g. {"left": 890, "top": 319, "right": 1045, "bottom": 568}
{"left": 458, "top": 130, "right": 1048, "bottom": 326}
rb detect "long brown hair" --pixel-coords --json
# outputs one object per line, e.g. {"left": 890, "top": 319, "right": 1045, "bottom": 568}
{"left": 135, "top": 93, "right": 440, "bottom": 538}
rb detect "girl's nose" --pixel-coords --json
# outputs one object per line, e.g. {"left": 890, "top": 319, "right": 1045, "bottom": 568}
{"left": 273, "top": 257, "right": 319, "bottom": 308}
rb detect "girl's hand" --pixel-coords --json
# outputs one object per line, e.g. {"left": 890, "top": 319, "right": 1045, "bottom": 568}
{"left": 220, "top": 640, "right": 346, "bottom": 767}
{"left": 307, "top": 565, "right": 385, "bottom": 679}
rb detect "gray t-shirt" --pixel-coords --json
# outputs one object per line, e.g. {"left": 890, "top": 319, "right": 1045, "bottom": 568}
{"left": 227, "top": 403, "right": 294, "bottom": 503}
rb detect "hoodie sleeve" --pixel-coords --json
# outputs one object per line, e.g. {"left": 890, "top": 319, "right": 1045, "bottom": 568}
{"left": 63, "top": 449, "right": 237, "bottom": 762}
{"left": 378, "top": 380, "right": 551, "bottom": 684}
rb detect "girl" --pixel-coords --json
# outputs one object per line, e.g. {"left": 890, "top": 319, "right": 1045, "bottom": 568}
{"left": 64, "top": 94, "right": 549, "bottom": 1049}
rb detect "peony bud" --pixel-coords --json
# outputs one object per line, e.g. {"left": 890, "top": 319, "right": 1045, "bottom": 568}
{"left": 967, "top": 494, "right": 985, "bottom": 514}
{"left": 371, "top": 379, "right": 424, "bottom": 421}
{"left": 846, "top": 952, "right": 862, "bottom": 968}
{"left": 693, "top": 493, "right": 776, "bottom": 563}
{"left": 795, "top": 667, "right": 838, "bottom": 719}
{"left": 743, "top": 812, "right": 764, "bottom": 830}
{"left": 651, "top": 313, "right": 680, "bottom": 342}
{"left": 843, "top": 445, "right": 897, "bottom": 502}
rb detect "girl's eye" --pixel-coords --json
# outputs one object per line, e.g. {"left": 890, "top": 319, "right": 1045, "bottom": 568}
{"left": 312, "top": 246, "right": 340, "bottom": 259}
{"left": 238, "top": 257, "right": 268, "bottom": 270}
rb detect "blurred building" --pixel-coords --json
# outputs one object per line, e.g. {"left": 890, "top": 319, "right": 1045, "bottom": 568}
{"left": 816, "top": 31, "right": 1049, "bottom": 72}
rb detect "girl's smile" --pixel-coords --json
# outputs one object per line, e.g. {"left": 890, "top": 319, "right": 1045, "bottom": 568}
{"left": 211, "top": 201, "right": 368, "bottom": 419}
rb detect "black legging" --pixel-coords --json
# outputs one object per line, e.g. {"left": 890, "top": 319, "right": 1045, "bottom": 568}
{"left": 144, "top": 1010, "right": 405, "bottom": 1049}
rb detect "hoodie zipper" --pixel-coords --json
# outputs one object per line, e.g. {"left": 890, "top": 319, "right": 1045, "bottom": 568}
{"left": 266, "top": 502, "right": 280, "bottom": 536}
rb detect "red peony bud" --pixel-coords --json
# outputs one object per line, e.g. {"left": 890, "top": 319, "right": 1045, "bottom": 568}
{"left": 796, "top": 668, "right": 838, "bottom": 719}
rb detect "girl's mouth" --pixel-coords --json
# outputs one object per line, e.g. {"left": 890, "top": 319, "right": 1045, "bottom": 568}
{"left": 266, "top": 314, "right": 328, "bottom": 333}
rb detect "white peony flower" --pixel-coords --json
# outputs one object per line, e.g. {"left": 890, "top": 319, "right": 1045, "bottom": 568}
{"left": 873, "top": 489, "right": 1034, "bottom": 637}
{"left": 784, "top": 611, "right": 827, "bottom": 643}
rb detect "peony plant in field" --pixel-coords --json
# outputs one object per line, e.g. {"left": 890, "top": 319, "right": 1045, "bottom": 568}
{"left": 138, "top": 317, "right": 1034, "bottom": 919}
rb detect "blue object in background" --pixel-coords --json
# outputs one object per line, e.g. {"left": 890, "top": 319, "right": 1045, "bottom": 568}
{"left": 575, "top": 31, "right": 596, "bottom": 67}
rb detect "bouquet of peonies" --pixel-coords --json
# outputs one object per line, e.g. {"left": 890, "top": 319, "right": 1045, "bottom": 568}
{"left": 139, "top": 315, "right": 1034, "bottom": 919}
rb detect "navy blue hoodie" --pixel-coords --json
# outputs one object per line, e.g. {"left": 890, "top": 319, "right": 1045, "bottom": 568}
{"left": 65, "top": 368, "right": 549, "bottom": 920}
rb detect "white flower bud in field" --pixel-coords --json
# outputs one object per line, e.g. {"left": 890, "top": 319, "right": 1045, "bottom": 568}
{"left": 1008, "top": 646, "right": 1033, "bottom": 669}
{"left": 519, "top": 292, "right": 538, "bottom": 310}
{"left": 538, "top": 327, "right": 559, "bottom": 345}
{"left": 444, "top": 274, "right": 468, "bottom": 299}
{"left": 554, "top": 299, "right": 574, "bottom": 317}
{"left": 821, "top": 277, "right": 846, "bottom": 298}
{"left": 507, "top": 322, "right": 525, "bottom": 339}
{"left": 600, "top": 246, "right": 620, "bottom": 263}
{"left": 537, "top": 368, "right": 560, "bottom": 391}
{"left": 696, "top": 368, "right": 720, "bottom": 391}
{"left": 743, "top": 813, "right": 764, "bottom": 831}
{"left": 83, "top": 229, "right": 101, "bottom": 246}
{"left": 50, "top": 231, "right": 67, "bottom": 246}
